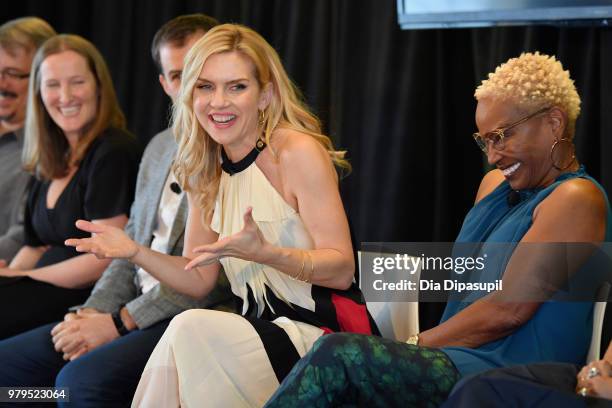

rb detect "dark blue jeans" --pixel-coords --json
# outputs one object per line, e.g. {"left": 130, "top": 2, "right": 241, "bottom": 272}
{"left": 0, "top": 319, "right": 170, "bottom": 407}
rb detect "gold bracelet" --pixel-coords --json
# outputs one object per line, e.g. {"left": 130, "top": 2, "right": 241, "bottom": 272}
{"left": 304, "top": 251, "right": 313, "bottom": 283}
{"left": 293, "top": 250, "right": 306, "bottom": 281}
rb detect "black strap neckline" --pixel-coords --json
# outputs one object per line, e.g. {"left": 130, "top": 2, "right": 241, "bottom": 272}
{"left": 221, "top": 139, "right": 267, "bottom": 176}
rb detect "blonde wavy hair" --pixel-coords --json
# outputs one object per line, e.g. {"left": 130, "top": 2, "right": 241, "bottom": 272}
{"left": 475, "top": 52, "right": 581, "bottom": 139}
{"left": 173, "top": 24, "right": 349, "bottom": 223}
{"left": 23, "top": 34, "right": 126, "bottom": 179}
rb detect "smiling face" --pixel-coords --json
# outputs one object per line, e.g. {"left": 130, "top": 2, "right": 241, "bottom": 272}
{"left": 475, "top": 97, "right": 564, "bottom": 190}
{"left": 39, "top": 50, "right": 98, "bottom": 141}
{"left": 192, "top": 50, "right": 271, "bottom": 160}
{"left": 0, "top": 45, "right": 34, "bottom": 125}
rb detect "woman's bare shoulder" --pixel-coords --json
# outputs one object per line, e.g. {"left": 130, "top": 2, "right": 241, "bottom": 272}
{"left": 532, "top": 177, "right": 607, "bottom": 242}
{"left": 548, "top": 177, "right": 606, "bottom": 212}
{"left": 271, "top": 128, "right": 330, "bottom": 169}
{"left": 474, "top": 169, "right": 505, "bottom": 204}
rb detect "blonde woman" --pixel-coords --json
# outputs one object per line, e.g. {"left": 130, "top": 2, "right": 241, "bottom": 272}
{"left": 66, "top": 24, "right": 377, "bottom": 406}
{"left": 0, "top": 35, "right": 141, "bottom": 339}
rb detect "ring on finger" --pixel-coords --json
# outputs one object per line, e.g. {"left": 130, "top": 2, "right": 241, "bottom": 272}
{"left": 588, "top": 366, "right": 600, "bottom": 379}
{"left": 578, "top": 387, "right": 588, "bottom": 397}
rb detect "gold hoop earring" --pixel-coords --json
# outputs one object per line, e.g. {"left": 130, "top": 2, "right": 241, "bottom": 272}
{"left": 550, "top": 138, "right": 575, "bottom": 170}
{"left": 258, "top": 109, "right": 266, "bottom": 128}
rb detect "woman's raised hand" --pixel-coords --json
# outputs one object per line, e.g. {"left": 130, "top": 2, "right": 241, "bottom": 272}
{"left": 65, "top": 220, "right": 140, "bottom": 260}
{"left": 185, "top": 207, "right": 269, "bottom": 270}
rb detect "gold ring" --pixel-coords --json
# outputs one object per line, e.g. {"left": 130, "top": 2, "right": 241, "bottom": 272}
{"left": 578, "top": 387, "right": 588, "bottom": 397}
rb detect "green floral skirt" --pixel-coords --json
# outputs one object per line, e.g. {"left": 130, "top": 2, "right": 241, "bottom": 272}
{"left": 265, "top": 333, "right": 460, "bottom": 408}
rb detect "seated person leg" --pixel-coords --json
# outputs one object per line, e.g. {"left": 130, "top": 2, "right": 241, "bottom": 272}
{"left": 55, "top": 319, "right": 170, "bottom": 407}
{"left": 0, "top": 323, "right": 65, "bottom": 386}
{"left": 265, "top": 333, "right": 460, "bottom": 408}
{"left": 443, "top": 363, "right": 587, "bottom": 408}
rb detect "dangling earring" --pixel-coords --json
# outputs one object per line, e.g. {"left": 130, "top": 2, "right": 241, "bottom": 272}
{"left": 550, "top": 137, "right": 575, "bottom": 170}
{"left": 255, "top": 138, "right": 266, "bottom": 151}
{"left": 256, "top": 109, "right": 267, "bottom": 151}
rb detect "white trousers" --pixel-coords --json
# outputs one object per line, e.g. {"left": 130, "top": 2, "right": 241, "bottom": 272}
{"left": 132, "top": 309, "right": 323, "bottom": 408}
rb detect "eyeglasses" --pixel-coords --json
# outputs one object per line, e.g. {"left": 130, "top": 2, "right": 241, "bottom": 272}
{"left": 0, "top": 68, "right": 30, "bottom": 81}
{"left": 473, "top": 106, "right": 551, "bottom": 153}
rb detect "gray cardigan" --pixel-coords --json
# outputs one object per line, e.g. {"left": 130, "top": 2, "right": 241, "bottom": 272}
{"left": 82, "top": 128, "right": 231, "bottom": 328}
{"left": 0, "top": 128, "right": 29, "bottom": 261}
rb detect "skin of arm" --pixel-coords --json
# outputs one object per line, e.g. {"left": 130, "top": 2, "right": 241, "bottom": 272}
{"left": 9, "top": 245, "right": 47, "bottom": 270}
{"left": 187, "top": 130, "right": 355, "bottom": 290}
{"left": 1, "top": 214, "right": 128, "bottom": 289}
{"left": 261, "top": 130, "right": 355, "bottom": 289}
{"left": 418, "top": 169, "right": 607, "bottom": 348}
{"left": 130, "top": 194, "right": 221, "bottom": 299}
{"left": 604, "top": 341, "right": 612, "bottom": 362}
{"left": 119, "top": 305, "right": 137, "bottom": 330}
{"left": 66, "top": 192, "right": 221, "bottom": 299}
{"left": 67, "top": 130, "right": 355, "bottom": 296}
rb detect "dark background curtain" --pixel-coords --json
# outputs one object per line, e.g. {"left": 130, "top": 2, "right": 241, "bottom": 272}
{"left": 3, "top": 0, "right": 611, "bottom": 328}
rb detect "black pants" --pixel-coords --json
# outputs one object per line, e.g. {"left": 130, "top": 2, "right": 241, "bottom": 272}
{"left": 0, "top": 276, "right": 91, "bottom": 340}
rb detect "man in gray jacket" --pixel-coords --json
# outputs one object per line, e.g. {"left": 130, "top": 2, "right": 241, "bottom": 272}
{"left": 0, "top": 17, "right": 55, "bottom": 263}
{"left": 0, "top": 14, "right": 228, "bottom": 406}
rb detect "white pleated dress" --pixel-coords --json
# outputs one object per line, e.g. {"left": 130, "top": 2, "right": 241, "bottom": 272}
{"left": 132, "top": 158, "right": 376, "bottom": 408}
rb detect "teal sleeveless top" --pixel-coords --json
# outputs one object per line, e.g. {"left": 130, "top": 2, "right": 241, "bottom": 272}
{"left": 441, "top": 166, "right": 612, "bottom": 376}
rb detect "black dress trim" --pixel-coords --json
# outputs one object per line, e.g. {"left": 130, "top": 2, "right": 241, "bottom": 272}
{"left": 243, "top": 316, "right": 301, "bottom": 382}
{"left": 220, "top": 140, "right": 266, "bottom": 176}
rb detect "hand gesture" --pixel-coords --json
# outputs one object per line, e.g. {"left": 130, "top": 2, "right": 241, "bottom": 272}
{"left": 65, "top": 220, "right": 140, "bottom": 260}
{"left": 51, "top": 309, "right": 120, "bottom": 361}
{"left": 186, "top": 207, "right": 270, "bottom": 270}
{"left": 576, "top": 359, "right": 612, "bottom": 399}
